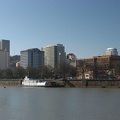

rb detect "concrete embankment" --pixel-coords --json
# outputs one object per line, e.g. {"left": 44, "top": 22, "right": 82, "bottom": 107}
{"left": 64, "top": 80, "right": 120, "bottom": 88}
{"left": 0, "top": 79, "right": 22, "bottom": 86}
{"left": 0, "top": 79, "right": 120, "bottom": 88}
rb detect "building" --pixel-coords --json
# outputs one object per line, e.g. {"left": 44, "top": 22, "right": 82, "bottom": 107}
{"left": 76, "top": 55, "right": 120, "bottom": 80}
{"left": 0, "top": 50, "right": 9, "bottom": 69}
{"left": 0, "top": 39, "right": 10, "bottom": 69}
{"left": 16, "top": 61, "right": 21, "bottom": 67}
{"left": 42, "top": 44, "right": 66, "bottom": 68}
{"left": 0, "top": 40, "right": 10, "bottom": 52}
{"left": 66, "top": 53, "right": 77, "bottom": 66}
{"left": 20, "top": 48, "right": 44, "bottom": 69}
{"left": 105, "top": 48, "right": 118, "bottom": 56}
{"left": 67, "top": 53, "right": 77, "bottom": 61}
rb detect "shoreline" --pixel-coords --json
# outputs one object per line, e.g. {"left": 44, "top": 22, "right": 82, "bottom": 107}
{"left": 0, "top": 79, "right": 120, "bottom": 88}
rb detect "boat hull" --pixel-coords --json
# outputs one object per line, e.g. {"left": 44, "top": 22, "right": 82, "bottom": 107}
{"left": 22, "top": 85, "right": 46, "bottom": 87}
{"left": 22, "top": 78, "right": 47, "bottom": 87}
{"left": 22, "top": 82, "right": 46, "bottom": 87}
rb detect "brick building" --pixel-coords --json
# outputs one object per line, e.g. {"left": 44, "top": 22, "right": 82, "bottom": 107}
{"left": 76, "top": 55, "right": 120, "bottom": 80}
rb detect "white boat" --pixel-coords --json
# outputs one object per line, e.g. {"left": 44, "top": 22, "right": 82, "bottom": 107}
{"left": 22, "top": 76, "right": 47, "bottom": 87}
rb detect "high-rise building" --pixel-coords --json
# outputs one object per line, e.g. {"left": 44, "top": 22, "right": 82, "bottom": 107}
{"left": 42, "top": 44, "right": 66, "bottom": 68}
{"left": 20, "top": 48, "right": 44, "bottom": 69}
{"left": 0, "top": 39, "right": 10, "bottom": 69}
{"left": 0, "top": 40, "right": 10, "bottom": 52}
{"left": 0, "top": 50, "right": 9, "bottom": 69}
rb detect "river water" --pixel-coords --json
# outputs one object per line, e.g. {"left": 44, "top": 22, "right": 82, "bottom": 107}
{"left": 0, "top": 87, "right": 120, "bottom": 120}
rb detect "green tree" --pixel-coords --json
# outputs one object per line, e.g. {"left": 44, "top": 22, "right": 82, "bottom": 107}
{"left": 1, "top": 69, "right": 13, "bottom": 79}
{"left": 12, "top": 67, "right": 25, "bottom": 79}
{"left": 26, "top": 66, "right": 37, "bottom": 78}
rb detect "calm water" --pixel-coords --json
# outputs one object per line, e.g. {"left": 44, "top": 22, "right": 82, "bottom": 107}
{"left": 0, "top": 87, "right": 120, "bottom": 120}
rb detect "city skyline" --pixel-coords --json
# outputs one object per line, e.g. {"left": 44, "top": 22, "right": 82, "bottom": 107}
{"left": 0, "top": 0, "right": 120, "bottom": 58}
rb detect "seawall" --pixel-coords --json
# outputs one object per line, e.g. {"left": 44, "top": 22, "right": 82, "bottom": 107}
{"left": 0, "top": 79, "right": 120, "bottom": 88}
{"left": 64, "top": 80, "right": 120, "bottom": 88}
{"left": 0, "top": 79, "right": 22, "bottom": 86}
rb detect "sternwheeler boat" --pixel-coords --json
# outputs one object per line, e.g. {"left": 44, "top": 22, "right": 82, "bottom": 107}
{"left": 22, "top": 76, "right": 47, "bottom": 87}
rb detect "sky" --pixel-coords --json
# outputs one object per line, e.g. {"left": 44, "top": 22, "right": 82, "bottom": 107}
{"left": 0, "top": 0, "right": 120, "bottom": 58}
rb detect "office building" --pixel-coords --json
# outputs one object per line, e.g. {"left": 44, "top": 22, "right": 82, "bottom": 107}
{"left": 42, "top": 44, "right": 66, "bottom": 68}
{"left": 0, "top": 39, "right": 10, "bottom": 52}
{"left": 0, "top": 39, "right": 10, "bottom": 69}
{"left": 20, "top": 48, "right": 44, "bottom": 69}
{"left": 0, "top": 50, "right": 9, "bottom": 69}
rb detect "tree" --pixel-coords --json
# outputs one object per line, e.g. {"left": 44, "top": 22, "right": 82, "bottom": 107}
{"left": 55, "top": 62, "right": 77, "bottom": 79}
{"left": 1, "top": 69, "right": 13, "bottom": 79}
{"left": 12, "top": 66, "right": 25, "bottom": 79}
{"left": 26, "top": 66, "right": 37, "bottom": 78}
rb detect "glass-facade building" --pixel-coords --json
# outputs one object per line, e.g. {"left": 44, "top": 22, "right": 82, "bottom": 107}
{"left": 42, "top": 44, "right": 66, "bottom": 68}
{"left": 0, "top": 40, "right": 10, "bottom": 52}
{"left": 20, "top": 48, "right": 44, "bottom": 68}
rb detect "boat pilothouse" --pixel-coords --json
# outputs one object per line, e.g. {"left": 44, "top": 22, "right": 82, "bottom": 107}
{"left": 22, "top": 76, "right": 47, "bottom": 87}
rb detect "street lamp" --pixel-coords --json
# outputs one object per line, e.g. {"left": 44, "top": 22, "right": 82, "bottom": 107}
{"left": 59, "top": 52, "right": 61, "bottom": 67}
{"left": 59, "top": 53, "right": 61, "bottom": 78}
{"left": 47, "top": 56, "right": 48, "bottom": 66}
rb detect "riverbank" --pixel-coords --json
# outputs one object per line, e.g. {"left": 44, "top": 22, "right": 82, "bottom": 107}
{"left": 64, "top": 80, "right": 120, "bottom": 88}
{"left": 0, "top": 79, "right": 120, "bottom": 88}
{"left": 0, "top": 79, "right": 22, "bottom": 86}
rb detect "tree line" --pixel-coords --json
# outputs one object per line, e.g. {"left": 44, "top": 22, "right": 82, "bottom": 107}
{"left": 0, "top": 63, "right": 77, "bottom": 79}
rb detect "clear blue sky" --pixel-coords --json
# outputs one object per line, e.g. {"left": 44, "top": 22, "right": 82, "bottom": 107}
{"left": 0, "top": 0, "right": 120, "bottom": 58}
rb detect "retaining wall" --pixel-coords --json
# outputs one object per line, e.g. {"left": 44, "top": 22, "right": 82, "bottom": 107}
{"left": 0, "top": 79, "right": 22, "bottom": 86}
{"left": 0, "top": 79, "right": 120, "bottom": 88}
{"left": 64, "top": 80, "right": 120, "bottom": 88}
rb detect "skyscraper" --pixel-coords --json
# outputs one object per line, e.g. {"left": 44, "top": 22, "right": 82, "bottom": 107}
{"left": 0, "top": 39, "right": 10, "bottom": 69}
{"left": 42, "top": 44, "right": 66, "bottom": 68}
{"left": 20, "top": 48, "right": 44, "bottom": 68}
{"left": 0, "top": 40, "right": 10, "bottom": 52}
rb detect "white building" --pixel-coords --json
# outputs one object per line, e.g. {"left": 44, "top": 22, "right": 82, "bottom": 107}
{"left": 16, "top": 61, "right": 21, "bottom": 67}
{"left": 105, "top": 48, "right": 118, "bottom": 56}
